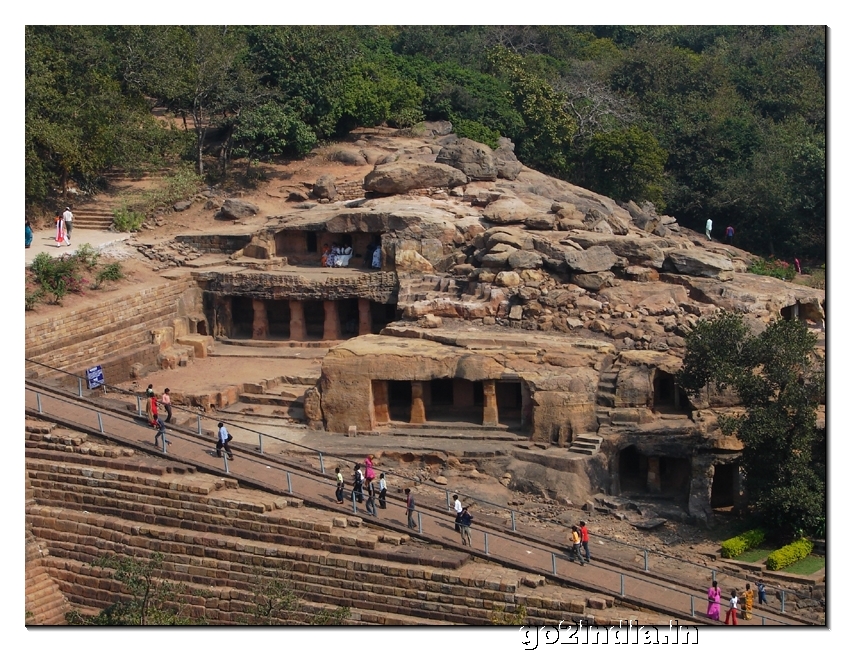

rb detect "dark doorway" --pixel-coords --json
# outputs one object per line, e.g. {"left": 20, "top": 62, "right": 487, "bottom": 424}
{"left": 659, "top": 456, "right": 691, "bottom": 495}
{"left": 653, "top": 370, "right": 689, "bottom": 413}
{"left": 371, "top": 302, "right": 398, "bottom": 333}
{"left": 306, "top": 232, "right": 318, "bottom": 253}
{"left": 388, "top": 381, "right": 412, "bottom": 422}
{"left": 338, "top": 299, "right": 359, "bottom": 337}
{"left": 711, "top": 463, "right": 737, "bottom": 508}
{"left": 496, "top": 381, "right": 522, "bottom": 425}
{"left": 430, "top": 379, "right": 454, "bottom": 406}
{"left": 303, "top": 301, "right": 325, "bottom": 339}
{"left": 231, "top": 297, "right": 254, "bottom": 339}
{"left": 267, "top": 300, "right": 291, "bottom": 339}
{"left": 618, "top": 446, "right": 646, "bottom": 492}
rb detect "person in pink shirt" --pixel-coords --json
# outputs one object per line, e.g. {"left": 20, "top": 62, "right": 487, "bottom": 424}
{"left": 364, "top": 454, "right": 376, "bottom": 481}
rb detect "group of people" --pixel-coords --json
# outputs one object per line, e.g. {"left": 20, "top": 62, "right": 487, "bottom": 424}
{"left": 321, "top": 244, "right": 354, "bottom": 268}
{"left": 707, "top": 580, "right": 767, "bottom": 625}
{"left": 54, "top": 206, "right": 74, "bottom": 247}
{"left": 143, "top": 384, "right": 173, "bottom": 448}
{"left": 705, "top": 219, "right": 735, "bottom": 245}
{"left": 452, "top": 494, "right": 473, "bottom": 546}
{"left": 337, "top": 455, "right": 387, "bottom": 516}
{"left": 567, "top": 521, "right": 591, "bottom": 566}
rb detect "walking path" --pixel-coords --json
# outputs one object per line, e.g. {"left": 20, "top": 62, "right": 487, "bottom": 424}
{"left": 25, "top": 381, "right": 807, "bottom": 626}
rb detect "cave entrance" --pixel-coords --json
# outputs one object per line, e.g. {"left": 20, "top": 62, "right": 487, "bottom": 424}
{"left": 303, "top": 301, "right": 325, "bottom": 340}
{"left": 424, "top": 378, "right": 481, "bottom": 424}
{"left": 496, "top": 380, "right": 524, "bottom": 427}
{"left": 371, "top": 302, "right": 398, "bottom": 333}
{"left": 710, "top": 463, "right": 737, "bottom": 509}
{"left": 266, "top": 300, "right": 291, "bottom": 339}
{"left": 231, "top": 297, "right": 254, "bottom": 339}
{"left": 387, "top": 381, "right": 412, "bottom": 422}
{"left": 338, "top": 298, "right": 360, "bottom": 338}
{"left": 653, "top": 370, "right": 690, "bottom": 414}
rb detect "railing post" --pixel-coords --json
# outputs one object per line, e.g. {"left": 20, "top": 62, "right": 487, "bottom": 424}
{"left": 417, "top": 512, "right": 422, "bottom": 535}
{"left": 36, "top": 392, "right": 43, "bottom": 414}
{"left": 161, "top": 430, "right": 168, "bottom": 454}
{"left": 97, "top": 412, "right": 104, "bottom": 433}
{"left": 259, "top": 433, "right": 264, "bottom": 455}
{"left": 287, "top": 472, "right": 293, "bottom": 494}
{"left": 223, "top": 454, "right": 230, "bottom": 474}
{"left": 711, "top": 569, "right": 716, "bottom": 583}
{"left": 78, "top": 377, "right": 83, "bottom": 397}
{"left": 484, "top": 532, "right": 489, "bottom": 556}
{"left": 781, "top": 590, "right": 785, "bottom": 614}
{"left": 351, "top": 489, "right": 357, "bottom": 514}
{"left": 137, "top": 396, "right": 142, "bottom": 417}
{"left": 197, "top": 414, "right": 202, "bottom": 436}
{"left": 551, "top": 553, "right": 557, "bottom": 576}
{"left": 761, "top": 616, "right": 765, "bottom": 626}
{"left": 690, "top": 595, "right": 694, "bottom": 617}
{"left": 445, "top": 490, "right": 450, "bottom": 508}
{"left": 319, "top": 453, "right": 325, "bottom": 474}
{"left": 620, "top": 574, "right": 625, "bottom": 597}
{"left": 644, "top": 549, "right": 649, "bottom": 572}
{"left": 511, "top": 510, "right": 516, "bottom": 532}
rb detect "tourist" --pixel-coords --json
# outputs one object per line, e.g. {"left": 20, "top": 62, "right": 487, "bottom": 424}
{"left": 365, "top": 478, "right": 377, "bottom": 516}
{"left": 453, "top": 494, "right": 463, "bottom": 532}
{"left": 794, "top": 258, "right": 803, "bottom": 274}
{"left": 705, "top": 218, "right": 713, "bottom": 241}
{"left": 707, "top": 580, "right": 721, "bottom": 621}
{"left": 25, "top": 220, "right": 33, "bottom": 248}
{"left": 579, "top": 520, "right": 591, "bottom": 563}
{"left": 63, "top": 206, "right": 74, "bottom": 242}
{"left": 153, "top": 415, "right": 167, "bottom": 448}
{"left": 149, "top": 393, "right": 159, "bottom": 429}
{"left": 569, "top": 525, "right": 585, "bottom": 565}
{"left": 458, "top": 506, "right": 473, "bottom": 546}
{"left": 372, "top": 246, "right": 382, "bottom": 269}
{"left": 144, "top": 385, "right": 155, "bottom": 426}
{"left": 757, "top": 581, "right": 768, "bottom": 605}
{"left": 741, "top": 583, "right": 754, "bottom": 620}
{"left": 335, "top": 467, "right": 345, "bottom": 504}
{"left": 364, "top": 242, "right": 377, "bottom": 268}
{"left": 724, "top": 588, "right": 739, "bottom": 625}
{"left": 378, "top": 473, "right": 387, "bottom": 509}
{"left": 364, "top": 454, "right": 376, "bottom": 481}
{"left": 161, "top": 388, "right": 173, "bottom": 423}
{"left": 725, "top": 225, "right": 734, "bottom": 245}
{"left": 216, "top": 422, "right": 234, "bottom": 460}
{"left": 54, "top": 211, "right": 68, "bottom": 247}
{"left": 321, "top": 243, "right": 330, "bottom": 267}
{"left": 352, "top": 464, "right": 364, "bottom": 503}
{"left": 405, "top": 488, "right": 416, "bottom": 529}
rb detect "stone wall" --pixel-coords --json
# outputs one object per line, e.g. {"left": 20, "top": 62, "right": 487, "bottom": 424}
{"left": 175, "top": 234, "right": 253, "bottom": 254}
{"left": 25, "top": 278, "right": 202, "bottom": 382}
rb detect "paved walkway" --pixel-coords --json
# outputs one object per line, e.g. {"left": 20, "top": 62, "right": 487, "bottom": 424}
{"left": 25, "top": 382, "right": 808, "bottom": 626}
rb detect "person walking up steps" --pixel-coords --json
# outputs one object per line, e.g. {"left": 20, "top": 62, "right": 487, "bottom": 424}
{"left": 216, "top": 422, "right": 234, "bottom": 460}
{"left": 458, "top": 506, "right": 473, "bottom": 547}
{"left": 724, "top": 589, "right": 739, "bottom": 625}
{"left": 705, "top": 218, "right": 713, "bottom": 241}
{"left": 378, "top": 473, "right": 387, "bottom": 509}
{"left": 452, "top": 494, "right": 463, "bottom": 532}
{"left": 63, "top": 206, "right": 74, "bottom": 243}
{"left": 707, "top": 580, "right": 721, "bottom": 621}
{"left": 335, "top": 467, "right": 345, "bottom": 504}
{"left": 365, "top": 478, "right": 377, "bottom": 516}
{"left": 161, "top": 388, "right": 173, "bottom": 423}
{"left": 579, "top": 520, "right": 591, "bottom": 563}
{"left": 153, "top": 415, "right": 167, "bottom": 448}
{"left": 569, "top": 525, "right": 585, "bottom": 565}
{"left": 405, "top": 488, "right": 416, "bottom": 529}
{"left": 725, "top": 225, "right": 734, "bottom": 245}
{"left": 741, "top": 583, "right": 754, "bottom": 620}
{"left": 352, "top": 464, "right": 364, "bottom": 503}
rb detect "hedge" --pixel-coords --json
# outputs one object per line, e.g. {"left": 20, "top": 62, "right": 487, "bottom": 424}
{"left": 720, "top": 528, "right": 767, "bottom": 559}
{"left": 766, "top": 539, "right": 814, "bottom": 571}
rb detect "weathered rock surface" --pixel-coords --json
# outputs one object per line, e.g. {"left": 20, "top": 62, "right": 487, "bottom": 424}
{"left": 363, "top": 161, "right": 468, "bottom": 194}
{"left": 312, "top": 175, "right": 337, "bottom": 200}
{"left": 435, "top": 138, "right": 498, "bottom": 181}
{"left": 663, "top": 249, "right": 734, "bottom": 279}
{"left": 217, "top": 199, "right": 260, "bottom": 220}
{"left": 482, "top": 196, "right": 542, "bottom": 225}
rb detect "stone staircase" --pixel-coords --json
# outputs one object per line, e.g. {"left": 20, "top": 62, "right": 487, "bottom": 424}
{"left": 568, "top": 434, "right": 603, "bottom": 456}
{"left": 71, "top": 167, "right": 170, "bottom": 231}
{"left": 25, "top": 435, "right": 602, "bottom": 625}
{"left": 25, "top": 531, "right": 71, "bottom": 625}
{"left": 396, "top": 274, "right": 505, "bottom": 321}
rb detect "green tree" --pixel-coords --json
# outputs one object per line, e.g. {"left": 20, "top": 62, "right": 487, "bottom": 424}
{"left": 65, "top": 553, "right": 202, "bottom": 625}
{"left": 677, "top": 313, "right": 825, "bottom": 538}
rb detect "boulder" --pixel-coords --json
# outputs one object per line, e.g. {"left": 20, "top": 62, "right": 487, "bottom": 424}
{"left": 496, "top": 271, "right": 523, "bottom": 287}
{"left": 663, "top": 250, "right": 734, "bottom": 279}
{"left": 525, "top": 214, "right": 557, "bottom": 230}
{"left": 173, "top": 200, "right": 193, "bottom": 212}
{"left": 395, "top": 249, "right": 435, "bottom": 273}
{"left": 571, "top": 271, "right": 615, "bottom": 291}
{"left": 624, "top": 200, "right": 661, "bottom": 232}
{"left": 493, "top": 147, "right": 523, "bottom": 180}
{"left": 312, "top": 175, "right": 337, "bottom": 200}
{"left": 482, "top": 196, "right": 541, "bottom": 225}
{"left": 217, "top": 199, "right": 260, "bottom": 220}
{"left": 507, "top": 250, "right": 543, "bottom": 270}
{"left": 363, "top": 161, "right": 468, "bottom": 194}
{"left": 567, "top": 233, "right": 666, "bottom": 268}
{"left": 534, "top": 240, "right": 618, "bottom": 273}
{"left": 415, "top": 120, "right": 453, "bottom": 137}
{"left": 435, "top": 138, "right": 498, "bottom": 180}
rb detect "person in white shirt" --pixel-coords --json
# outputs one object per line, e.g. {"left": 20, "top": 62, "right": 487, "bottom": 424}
{"left": 378, "top": 473, "right": 387, "bottom": 509}
{"left": 216, "top": 422, "right": 234, "bottom": 460}
{"left": 705, "top": 218, "right": 713, "bottom": 241}
{"left": 63, "top": 206, "right": 74, "bottom": 243}
{"left": 453, "top": 494, "right": 463, "bottom": 532}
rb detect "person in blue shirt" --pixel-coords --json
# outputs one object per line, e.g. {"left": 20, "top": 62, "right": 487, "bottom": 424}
{"left": 25, "top": 220, "right": 33, "bottom": 248}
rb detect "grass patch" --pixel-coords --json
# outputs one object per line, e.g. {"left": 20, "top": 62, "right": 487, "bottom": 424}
{"left": 736, "top": 547, "right": 773, "bottom": 563}
{"left": 782, "top": 555, "right": 825, "bottom": 575}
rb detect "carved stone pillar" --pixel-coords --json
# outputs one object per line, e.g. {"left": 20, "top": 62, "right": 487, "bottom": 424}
{"left": 358, "top": 298, "right": 372, "bottom": 336}
{"left": 482, "top": 379, "right": 498, "bottom": 426}
{"left": 289, "top": 301, "right": 306, "bottom": 341}
{"left": 252, "top": 299, "right": 268, "bottom": 340}
{"left": 410, "top": 381, "right": 426, "bottom": 424}
{"left": 372, "top": 380, "right": 390, "bottom": 424}
{"left": 323, "top": 300, "right": 341, "bottom": 340}
{"left": 647, "top": 456, "right": 662, "bottom": 493}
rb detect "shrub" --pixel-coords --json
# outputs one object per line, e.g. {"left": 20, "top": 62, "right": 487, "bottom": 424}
{"left": 453, "top": 118, "right": 501, "bottom": 149}
{"left": 765, "top": 538, "right": 814, "bottom": 571}
{"left": 95, "top": 262, "right": 124, "bottom": 287}
{"left": 29, "top": 251, "right": 88, "bottom": 304}
{"left": 720, "top": 528, "right": 767, "bottom": 558}
{"left": 748, "top": 257, "right": 796, "bottom": 281}
{"left": 74, "top": 243, "right": 100, "bottom": 270}
{"left": 25, "top": 288, "right": 45, "bottom": 310}
{"left": 113, "top": 204, "right": 146, "bottom": 232}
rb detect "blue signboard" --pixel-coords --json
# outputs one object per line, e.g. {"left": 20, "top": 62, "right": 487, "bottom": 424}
{"left": 86, "top": 365, "right": 105, "bottom": 390}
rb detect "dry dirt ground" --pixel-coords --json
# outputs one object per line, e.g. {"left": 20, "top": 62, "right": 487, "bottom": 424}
{"left": 23, "top": 134, "right": 811, "bottom": 593}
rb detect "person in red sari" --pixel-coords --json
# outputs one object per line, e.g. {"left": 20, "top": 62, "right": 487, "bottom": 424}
{"left": 54, "top": 212, "right": 69, "bottom": 247}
